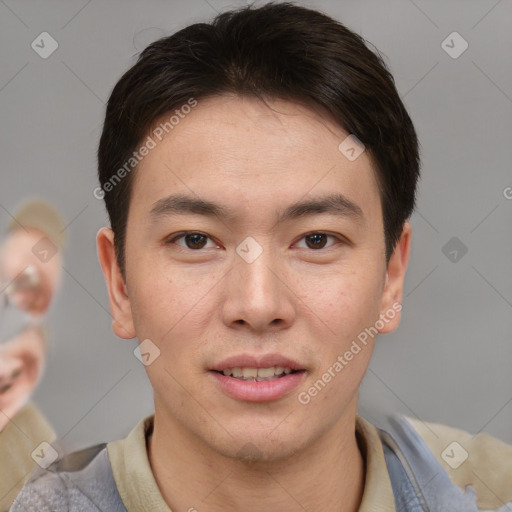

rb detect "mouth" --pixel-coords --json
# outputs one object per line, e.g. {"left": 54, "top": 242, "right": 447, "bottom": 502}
{"left": 211, "top": 366, "right": 305, "bottom": 382}
{"left": 208, "top": 355, "right": 307, "bottom": 402}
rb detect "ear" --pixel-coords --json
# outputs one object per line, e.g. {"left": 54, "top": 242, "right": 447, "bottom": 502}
{"left": 96, "top": 227, "right": 136, "bottom": 339}
{"left": 377, "top": 221, "right": 412, "bottom": 334}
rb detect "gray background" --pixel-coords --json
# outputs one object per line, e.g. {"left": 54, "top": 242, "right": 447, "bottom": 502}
{"left": 1, "top": 0, "right": 511, "bottom": 450}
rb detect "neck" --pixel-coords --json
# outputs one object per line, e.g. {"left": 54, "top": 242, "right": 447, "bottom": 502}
{"left": 147, "top": 405, "right": 365, "bottom": 512}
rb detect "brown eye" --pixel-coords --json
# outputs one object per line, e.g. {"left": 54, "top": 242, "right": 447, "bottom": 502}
{"left": 166, "top": 232, "right": 217, "bottom": 250}
{"left": 296, "top": 232, "right": 339, "bottom": 250}
{"left": 305, "top": 233, "right": 328, "bottom": 249}
{"left": 183, "top": 233, "right": 207, "bottom": 249}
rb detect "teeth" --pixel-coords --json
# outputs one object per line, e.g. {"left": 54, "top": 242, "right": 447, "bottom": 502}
{"left": 256, "top": 367, "right": 274, "bottom": 378}
{"left": 242, "top": 368, "right": 258, "bottom": 378}
{"left": 219, "top": 366, "right": 295, "bottom": 378}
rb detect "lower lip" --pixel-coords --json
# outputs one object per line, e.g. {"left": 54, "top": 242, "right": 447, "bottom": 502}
{"left": 209, "top": 371, "right": 306, "bottom": 402}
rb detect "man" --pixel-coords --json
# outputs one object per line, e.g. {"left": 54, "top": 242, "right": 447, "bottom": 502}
{"left": 10, "top": 2, "right": 511, "bottom": 511}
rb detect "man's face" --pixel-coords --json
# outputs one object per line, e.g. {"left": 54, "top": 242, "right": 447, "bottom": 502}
{"left": 98, "top": 95, "right": 409, "bottom": 461}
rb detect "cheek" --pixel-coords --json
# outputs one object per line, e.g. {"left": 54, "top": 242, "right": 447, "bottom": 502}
{"left": 129, "top": 266, "right": 213, "bottom": 370}
{"left": 128, "top": 258, "right": 192, "bottom": 338}
{"left": 298, "top": 267, "right": 382, "bottom": 342}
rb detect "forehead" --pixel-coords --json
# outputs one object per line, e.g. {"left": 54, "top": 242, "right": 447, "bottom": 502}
{"left": 129, "top": 95, "right": 381, "bottom": 228}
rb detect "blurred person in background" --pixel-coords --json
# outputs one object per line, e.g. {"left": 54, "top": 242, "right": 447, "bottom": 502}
{"left": 0, "top": 200, "right": 65, "bottom": 510}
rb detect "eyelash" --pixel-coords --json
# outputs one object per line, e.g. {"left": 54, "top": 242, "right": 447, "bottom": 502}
{"left": 164, "top": 231, "right": 344, "bottom": 251}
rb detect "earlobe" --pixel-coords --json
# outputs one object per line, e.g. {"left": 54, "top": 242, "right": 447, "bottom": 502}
{"left": 378, "top": 221, "right": 412, "bottom": 334}
{"left": 96, "top": 227, "right": 136, "bottom": 339}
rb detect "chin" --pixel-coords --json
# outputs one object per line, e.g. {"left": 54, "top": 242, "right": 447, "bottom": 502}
{"left": 220, "top": 438, "right": 301, "bottom": 466}
{"left": 205, "top": 420, "right": 312, "bottom": 465}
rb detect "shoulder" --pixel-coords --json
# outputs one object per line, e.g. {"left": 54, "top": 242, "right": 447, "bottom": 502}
{"left": 9, "top": 442, "right": 125, "bottom": 512}
{"left": 404, "top": 415, "right": 512, "bottom": 511}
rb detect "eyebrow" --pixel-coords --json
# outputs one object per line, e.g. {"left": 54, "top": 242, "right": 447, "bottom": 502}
{"left": 149, "top": 192, "right": 364, "bottom": 225}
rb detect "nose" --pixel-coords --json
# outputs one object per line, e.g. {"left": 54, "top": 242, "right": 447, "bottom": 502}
{"left": 221, "top": 241, "right": 296, "bottom": 334}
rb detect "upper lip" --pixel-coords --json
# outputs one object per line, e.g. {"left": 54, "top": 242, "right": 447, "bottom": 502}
{"left": 210, "top": 353, "right": 305, "bottom": 371}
